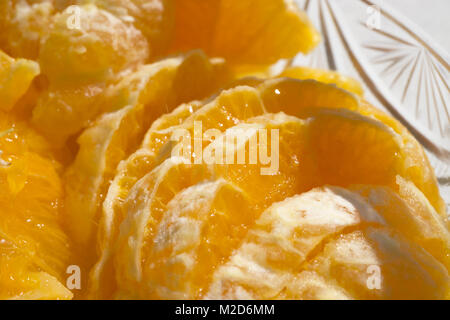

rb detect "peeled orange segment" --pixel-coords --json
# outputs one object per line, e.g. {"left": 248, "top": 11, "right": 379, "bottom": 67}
{"left": 65, "top": 51, "right": 232, "bottom": 249}
{"left": 0, "top": 112, "right": 53, "bottom": 158}
{"left": 204, "top": 186, "right": 379, "bottom": 299}
{"left": 114, "top": 158, "right": 215, "bottom": 298}
{"left": 307, "top": 108, "right": 403, "bottom": 187}
{"left": 103, "top": 51, "right": 231, "bottom": 114}
{"left": 351, "top": 181, "right": 450, "bottom": 270}
{"left": 33, "top": 2, "right": 151, "bottom": 145}
{"left": 102, "top": 58, "right": 185, "bottom": 114}
{"left": 205, "top": 187, "right": 448, "bottom": 300}
{"left": 4, "top": 272, "right": 72, "bottom": 300}
{"left": 0, "top": 0, "right": 55, "bottom": 59}
{"left": 109, "top": 111, "right": 408, "bottom": 299}
{"left": 278, "top": 66, "right": 364, "bottom": 97}
{"left": 112, "top": 114, "right": 316, "bottom": 299}
{"left": 102, "top": 86, "right": 264, "bottom": 245}
{"left": 0, "top": 50, "right": 40, "bottom": 112}
{"left": 142, "top": 179, "right": 255, "bottom": 299}
{"left": 0, "top": 272, "right": 73, "bottom": 300}
{"left": 102, "top": 84, "right": 264, "bottom": 227}
{"left": 274, "top": 271, "right": 352, "bottom": 300}
{"left": 359, "top": 101, "right": 446, "bottom": 217}
{"left": 209, "top": 114, "right": 316, "bottom": 206}
{"left": 32, "top": 83, "right": 106, "bottom": 146}
{"left": 65, "top": 103, "right": 146, "bottom": 248}
{"left": 91, "top": 87, "right": 265, "bottom": 298}
{"left": 99, "top": 100, "right": 204, "bottom": 252}
{"left": 258, "top": 77, "right": 444, "bottom": 215}
{"left": 88, "top": 101, "right": 203, "bottom": 298}
{"left": 83, "top": 0, "right": 175, "bottom": 56}
{"left": 103, "top": 110, "right": 447, "bottom": 299}
{"left": 0, "top": 153, "right": 70, "bottom": 276}
{"left": 306, "top": 108, "right": 445, "bottom": 216}
{"left": 163, "top": 86, "right": 267, "bottom": 166}
{"left": 0, "top": 118, "right": 72, "bottom": 300}
{"left": 172, "top": 0, "right": 320, "bottom": 65}
{"left": 225, "top": 77, "right": 266, "bottom": 90}
{"left": 39, "top": 4, "right": 149, "bottom": 85}
{"left": 309, "top": 228, "right": 449, "bottom": 299}
{"left": 259, "top": 78, "right": 360, "bottom": 117}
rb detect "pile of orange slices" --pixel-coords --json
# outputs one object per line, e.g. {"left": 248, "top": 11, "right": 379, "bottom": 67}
{"left": 0, "top": 0, "right": 448, "bottom": 300}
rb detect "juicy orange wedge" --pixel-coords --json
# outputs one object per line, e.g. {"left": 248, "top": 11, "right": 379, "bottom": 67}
{"left": 171, "top": 0, "right": 320, "bottom": 65}
{"left": 0, "top": 50, "right": 40, "bottom": 112}
{"left": 0, "top": 112, "right": 72, "bottom": 300}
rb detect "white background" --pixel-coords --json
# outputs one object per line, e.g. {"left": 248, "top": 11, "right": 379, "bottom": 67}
{"left": 383, "top": 0, "right": 450, "bottom": 51}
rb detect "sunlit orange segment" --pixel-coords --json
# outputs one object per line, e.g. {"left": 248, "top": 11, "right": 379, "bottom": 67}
{"left": 100, "top": 100, "right": 205, "bottom": 251}
{"left": 4, "top": 272, "right": 73, "bottom": 300}
{"left": 83, "top": 0, "right": 175, "bottom": 56}
{"left": 143, "top": 179, "right": 255, "bottom": 299}
{"left": 114, "top": 158, "right": 215, "bottom": 298}
{"left": 1, "top": 0, "right": 446, "bottom": 302}
{"left": 171, "top": 0, "right": 320, "bottom": 65}
{"left": 259, "top": 78, "right": 360, "bottom": 117}
{"left": 258, "top": 77, "right": 444, "bottom": 215}
{"left": 309, "top": 228, "right": 448, "bottom": 299}
{"left": 39, "top": 4, "right": 149, "bottom": 85}
{"left": 112, "top": 114, "right": 316, "bottom": 299}
{"left": 307, "top": 108, "right": 403, "bottom": 187}
{"left": 0, "top": 0, "right": 55, "bottom": 59}
{"left": 32, "top": 83, "right": 106, "bottom": 146}
{"left": 279, "top": 66, "right": 364, "bottom": 97}
{"left": 0, "top": 114, "right": 72, "bottom": 300}
{"left": 276, "top": 271, "right": 352, "bottom": 300}
{"left": 65, "top": 52, "right": 232, "bottom": 251}
{"left": 65, "top": 103, "right": 146, "bottom": 249}
{"left": 351, "top": 181, "right": 450, "bottom": 270}
{"left": 359, "top": 101, "right": 446, "bottom": 216}
{"left": 210, "top": 114, "right": 315, "bottom": 207}
{"left": 33, "top": 3, "right": 151, "bottom": 146}
{"left": 103, "top": 50, "right": 232, "bottom": 115}
{"left": 204, "top": 187, "right": 379, "bottom": 299}
{"left": 0, "top": 50, "right": 40, "bottom": 112}
{"left": 90, "top": 87, "right": 265, "bottom": 298}
{"left": 205, "top": 188, "right": 448, "bottom": 300}
{"left": 0, "top": 111, "right": 59, "bottom": 179}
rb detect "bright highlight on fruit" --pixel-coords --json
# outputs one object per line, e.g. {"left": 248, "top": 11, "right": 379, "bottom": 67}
{"left": 0, "top": 0, "right": 447, "bottom": 300}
